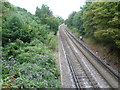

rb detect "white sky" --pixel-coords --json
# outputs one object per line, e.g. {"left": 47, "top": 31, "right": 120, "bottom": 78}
{"left": 8, "top": 0, "right": 85, "bottom": 19}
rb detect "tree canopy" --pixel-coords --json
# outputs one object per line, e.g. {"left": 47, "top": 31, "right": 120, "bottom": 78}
{"left": 65, "top": 2, "right": 119, "bottom": 49}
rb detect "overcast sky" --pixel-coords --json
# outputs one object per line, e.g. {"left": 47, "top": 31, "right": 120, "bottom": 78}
{"left": 8, "top": 0, "right": 85, "bottom": 19}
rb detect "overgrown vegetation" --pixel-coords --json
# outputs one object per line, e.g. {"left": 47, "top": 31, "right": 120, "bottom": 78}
{"left": 1, "top": 0, "right": 64, "bottom": 88}
{"left": 65, "top": 2, "right": 119, "bottom": 49}
{"left": 65, "top": 2, "right": 119, "bottom": 72}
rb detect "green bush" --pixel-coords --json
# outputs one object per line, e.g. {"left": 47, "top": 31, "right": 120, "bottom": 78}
{"left": 2, "top": 59, "right": 60, "bottom": 88}
{"left": 3, "top": 39, "right": 25, "bottom": 57}
{"left": 2, "top": 1, "right": 61, "bottom": 88}
{"left": 47, "top": 32, "right": 58, "bottom": 50}
{"left": 94, "top": 28, "right": 120, "bottom": 48}
{"left": 2, "top": 42, "right": 60, "bottom": 88}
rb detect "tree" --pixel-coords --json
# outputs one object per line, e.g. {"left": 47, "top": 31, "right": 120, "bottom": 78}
{"left": 35, "top": 4, "right": 60, "bottom": 35}
{"left": 72, "top": 11, "right": 84, "bottom": 35}
{"left": 65, "top": 11, "right": 76, "bottom": 26}
{"left": 66, "top": 2, "right": 119, "bottom": 49}
{"left": 82, "top": 2, "right": 96, "bottom": 36}
{"left": 35, "top": 4, "right": 53, "bottom": 20}
{"left": 56, "top": 16, "right": 64, "bottom": 24}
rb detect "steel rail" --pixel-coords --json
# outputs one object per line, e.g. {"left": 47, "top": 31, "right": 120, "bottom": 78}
{"left": 64, "top": 28, "right": 119, "bottom": 88}
{"left": 64, "top": 29, "right": 112, "bottom": 88}
{"left": 59, "top": 30, "right": 80, "bottom": 89}
{"left": 60, "top": 29, "right": 98, "bottom": 88}
{"left": 65, "top": 28, "right": 120, "bottom": 79}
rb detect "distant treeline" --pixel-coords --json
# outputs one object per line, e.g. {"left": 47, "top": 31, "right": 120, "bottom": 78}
{"left": 65, "top": 2, "right": 119, "bottom": 49}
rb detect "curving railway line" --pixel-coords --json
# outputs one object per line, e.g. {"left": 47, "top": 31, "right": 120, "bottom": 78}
{"left": 59, "top": 24, "right": 119, "bottom": 88}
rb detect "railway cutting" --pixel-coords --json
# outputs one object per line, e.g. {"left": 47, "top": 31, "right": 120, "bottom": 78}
{"left": 58, "top": 24, "right": 119, "bottom": 89}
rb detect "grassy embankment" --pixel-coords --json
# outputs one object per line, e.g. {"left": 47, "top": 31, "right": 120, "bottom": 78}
{"left": 69, "top": 29, "right": 119, "bottom": 72}
{"left": 83, "top": 37, "right": 120, "bottom": 72}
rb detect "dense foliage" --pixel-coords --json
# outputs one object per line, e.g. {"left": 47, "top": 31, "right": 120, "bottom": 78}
{"left": 35, "top": 4, "right": 64, "bottom": 35}
{"left": 65, "top": 2, "right": 119, "bottom": 49}
{"left": 1, "top": 0, "right": 63, "bottom": 88}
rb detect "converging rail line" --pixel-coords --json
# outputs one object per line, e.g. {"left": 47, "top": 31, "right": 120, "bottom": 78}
{"left": 59, "top": 24, "right": 119, "bottom": 88}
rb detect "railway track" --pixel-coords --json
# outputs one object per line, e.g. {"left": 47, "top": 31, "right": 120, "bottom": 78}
{"left": 59, "top": 25, "right": 119, "bottom": 88}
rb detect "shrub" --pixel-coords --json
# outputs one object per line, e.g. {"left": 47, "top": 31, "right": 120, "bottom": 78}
{"left": 2, "top": 42, "right": 60, "bottom": 88}
{"left": 47, "top": 32, "right": 58, "bottom": 50}
{"left": 94, "top": 28, "right": 120, "bottom": 48}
